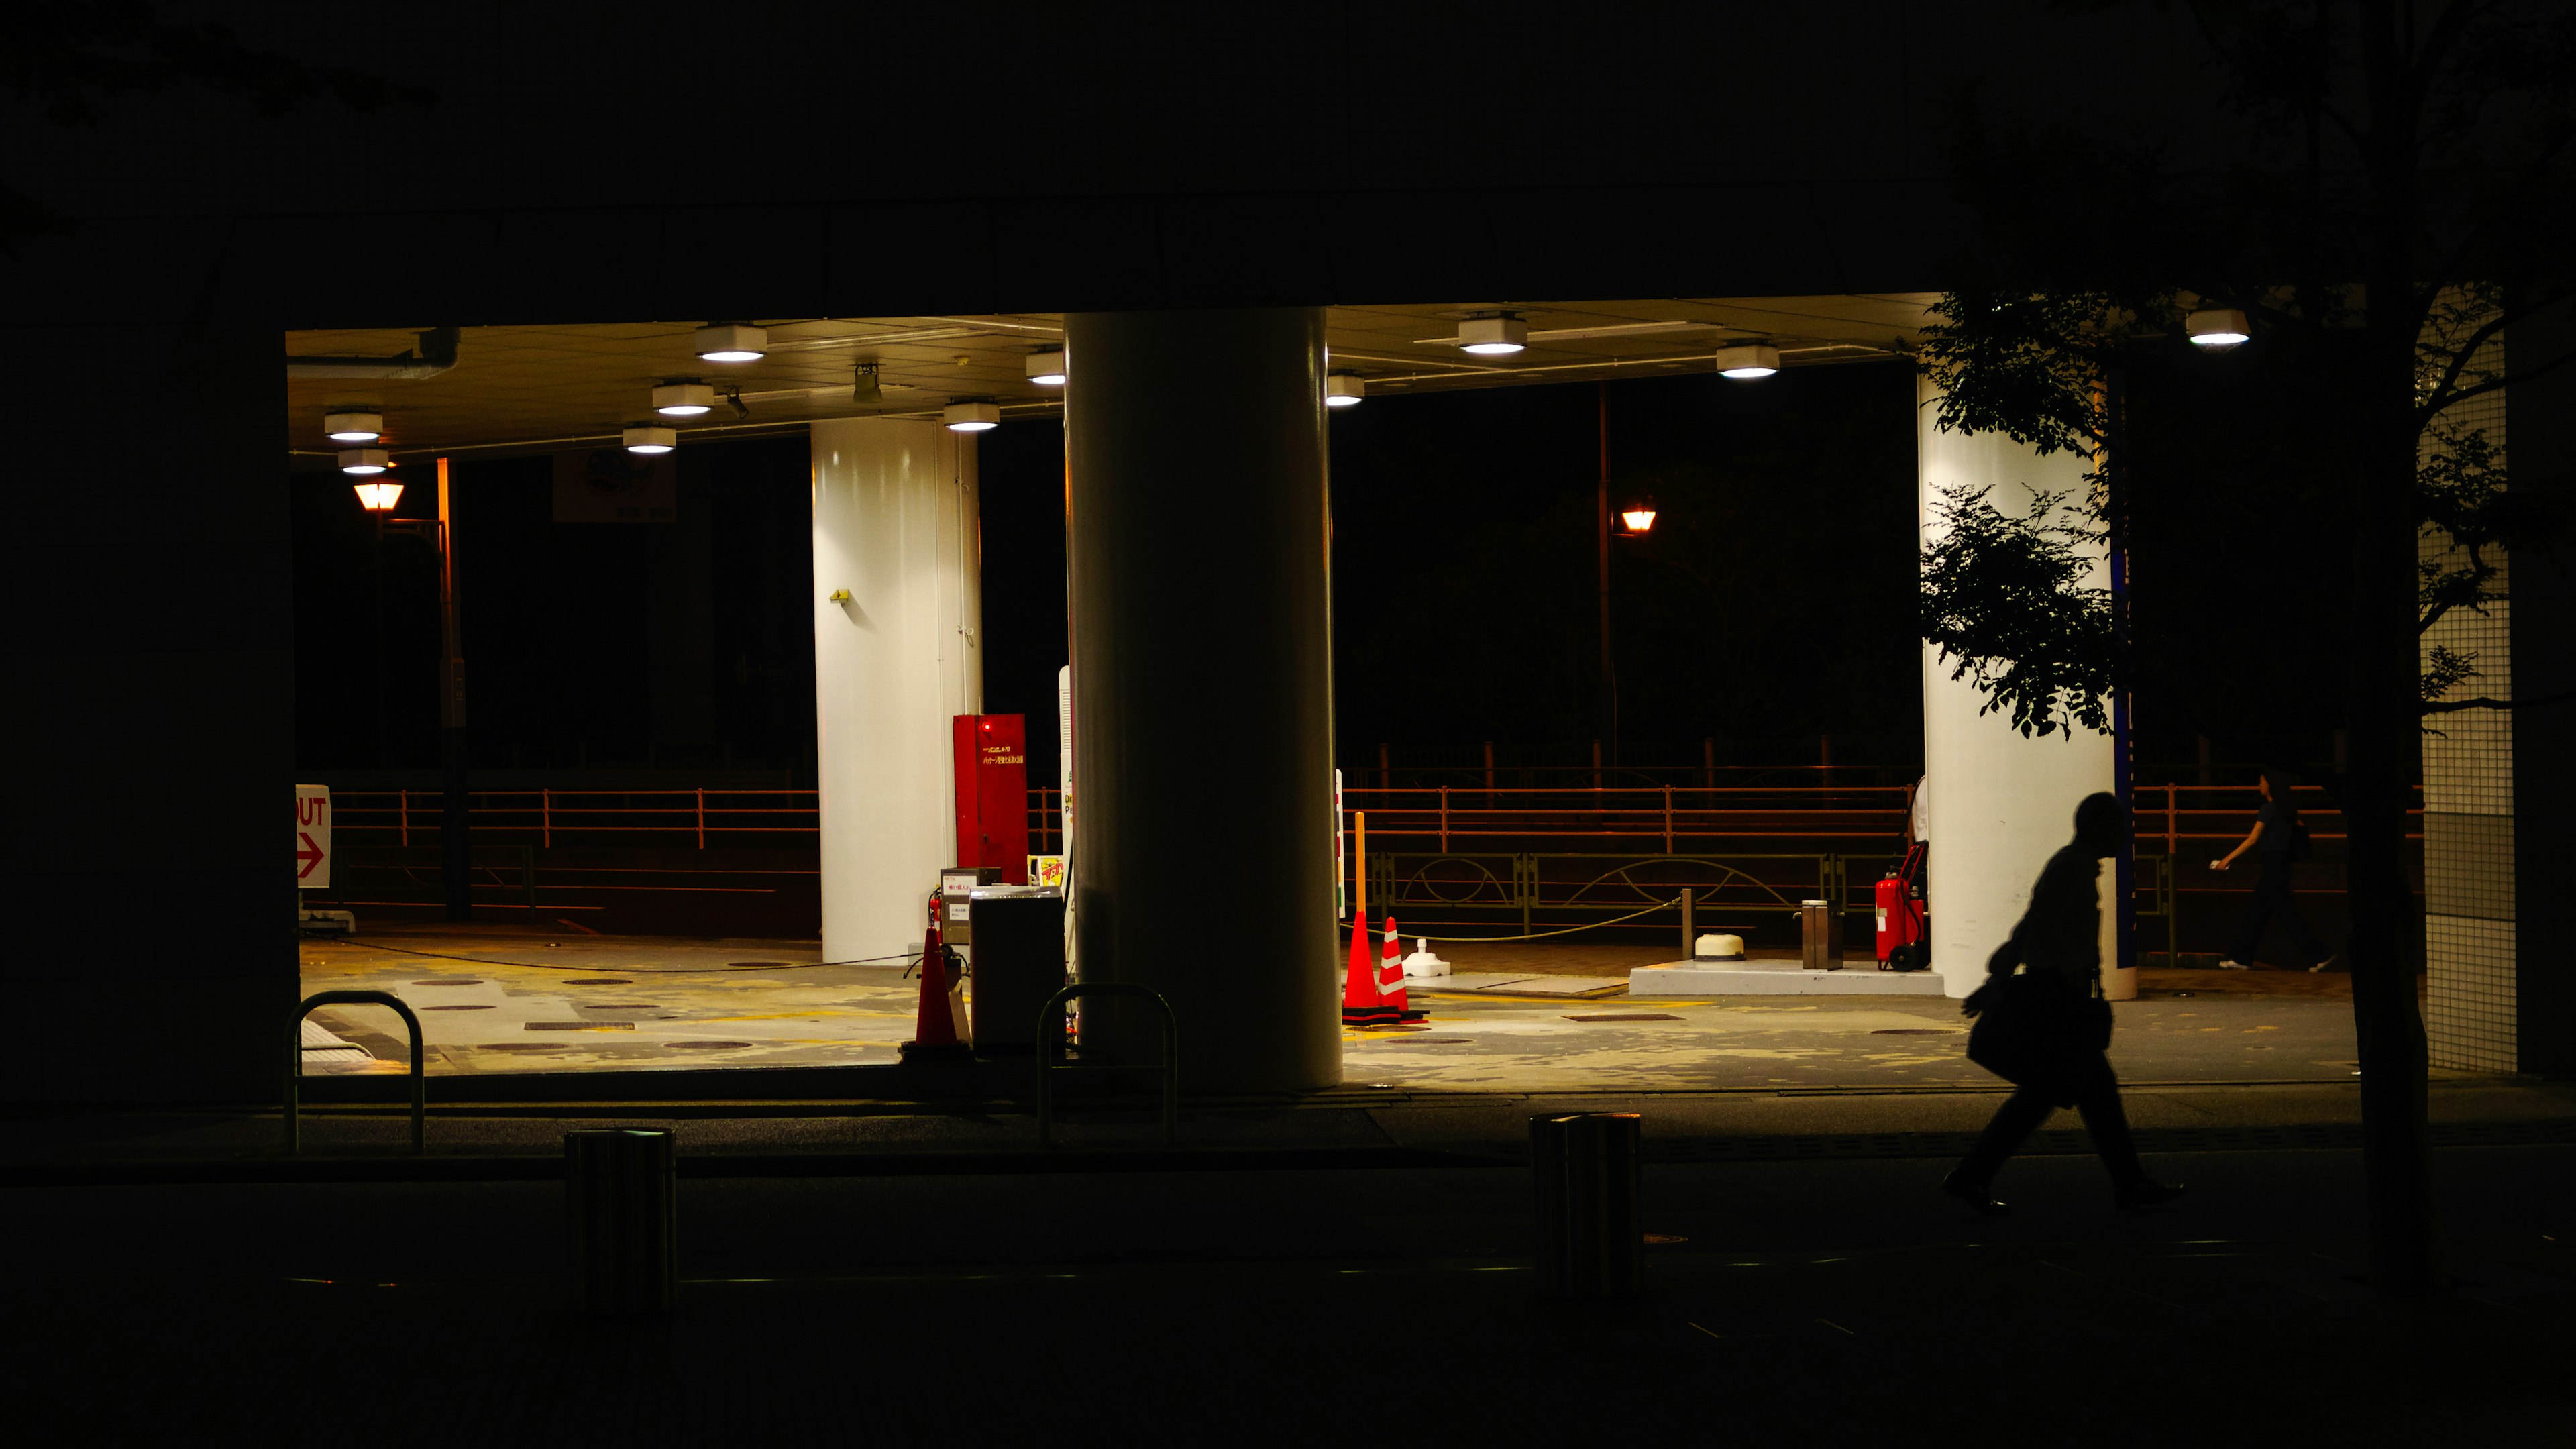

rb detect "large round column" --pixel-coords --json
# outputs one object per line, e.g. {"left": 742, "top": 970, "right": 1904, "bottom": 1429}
{"left": 1065, "top": 308, "right": 1341, "bottom": 1093}
{"left": 811, "top": 417, "right": 981, "bottom": 965}
{"left": 1917, "top": 375, "right": 2127, "bottom": 999}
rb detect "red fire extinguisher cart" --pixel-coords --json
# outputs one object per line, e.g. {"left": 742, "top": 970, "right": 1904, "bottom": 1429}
{"left": 1875, "top": 842, "right": 1929, "bottom": 971}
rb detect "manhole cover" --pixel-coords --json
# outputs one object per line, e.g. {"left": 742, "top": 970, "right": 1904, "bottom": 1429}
{"left": 1565, "top": 1013, "right": 1682, "bottom": 1023}
{"left": 526, "top": 1021, "right": 637, "bottom": 1031}
{"left": 476, "top": 1042, "right": 559, "bottom": 1053}
{"left": 561, "top": 979, "right": 634, "bottom": 987}
{"left": 413, "top": 979, "right": 483, "bottom": 987}
{"left": 580, "top": 1003, "right": 661, "bottom": 1010}
{"left": 1870, "top": 1028, "right": 1952, "bottom": 1035}
{"left": 668, "top": 1040, "right": 751, "bottom": 1051}
{"left": 727, "top": 961, "right": 792, "bottom": 968}
{"left": 424, "top": 1004, "right": 494, "bottom": 1011}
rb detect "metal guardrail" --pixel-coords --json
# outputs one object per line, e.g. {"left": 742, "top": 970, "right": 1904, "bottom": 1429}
{"left": 325, "top": 786, "right": 1066, "bottom": 855}
{"left": 1340, "top": 782, "right": 2418, "bottom": 853}
{"left": 1035, "top": 983, "right": 1178, "bottom": 1149}
{"left": 286, "top": 989, "right": 425, "bottom": 1154}
{"left": 1363, "top": 852, "right": 1850, "bottom": 937}
{"left": 1360, "top": 849, "right": 2186, "bottom": 953}
{"left": 307, "top": 782, "right": 2406, "bottom": 863}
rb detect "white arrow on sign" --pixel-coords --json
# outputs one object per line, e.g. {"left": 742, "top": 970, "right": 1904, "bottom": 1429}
{"left": 295, "top": 784, "right": 332, "bottom": 890}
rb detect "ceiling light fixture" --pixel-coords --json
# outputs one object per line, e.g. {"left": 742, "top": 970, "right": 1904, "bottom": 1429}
{"left": 338, "top": 447, "right": 390, "bottom": 474}
{"left": 2185, "top": 308, "right": 2251, "bottom": 351}
{"left": 694, "top": 323, "right": 768, "bottom": 362}
{"left": 1713, "top": 344, "right": 1780, "bottom": 379}
{"left": 324, "top": 409, "right": 384, "bottom": 443}
{"left": 353, "top": 480, "right": 405, "bottom": 512}
{"left": 1024, "top": 349, "right": 1067, "bottom": 386}
{"left": 943, "top": 400, "right": 1001, "bottom": 432}
{"left": 1325, "top": 373, "right": 1366, "bottom": 407}
{"left": 1457, "top": 315, "right": 1529, "bottom": 355}
{"left": 623, "top": 424, "right": 677, "bottom": 455}
{"left": 652, "top": 380, "right": 715, "bottom": 416}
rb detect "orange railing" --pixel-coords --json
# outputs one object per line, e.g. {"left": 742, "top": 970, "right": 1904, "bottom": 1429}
{"left": 1336, "top": 782, "right": 2419, "bottom": 855}
{"left": 319, "top": 782, "right": 2410, "bottom": 859}
{"left": 330, "top": 787, "right": 1065, "bottom": 854}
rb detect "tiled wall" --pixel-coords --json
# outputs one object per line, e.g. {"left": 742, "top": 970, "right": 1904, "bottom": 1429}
{"left": 2420, "top": 354, "right": 2518, "bottom": 1072}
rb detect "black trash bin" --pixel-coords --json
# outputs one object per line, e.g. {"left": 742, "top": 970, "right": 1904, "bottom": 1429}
{"left": 565, "top": 1128, "right": 678, "bottom": 1315}
{"left": 1529, "top": 1112, "right": 1642, "bottom": 1299}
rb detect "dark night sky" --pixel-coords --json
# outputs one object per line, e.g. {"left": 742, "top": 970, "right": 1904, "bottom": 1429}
{"left": 292, "top": 365, "right": 1929, "bottom": 784}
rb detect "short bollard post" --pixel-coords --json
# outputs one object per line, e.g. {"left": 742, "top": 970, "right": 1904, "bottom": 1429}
{"left": 1530, "top": 1112, "right": 1643, "bottom": 1299}
{"left": 565, "top": 1129, "right": 678, "bottom": 1316}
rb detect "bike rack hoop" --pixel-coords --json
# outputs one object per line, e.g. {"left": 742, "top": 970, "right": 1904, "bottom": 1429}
{"left": 286, "top": 989, "right": 427, "bottom": 1155}
{"left": 1034, "top": 983, "right": 1179, "bottom": 1149}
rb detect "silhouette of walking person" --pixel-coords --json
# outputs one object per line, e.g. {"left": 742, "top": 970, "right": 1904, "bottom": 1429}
{"left": 1942, "top": 792, "right": 2187, "bottom": 1216}
{"left": 2211, "top": 769, "right": 2335, "bottom": 972}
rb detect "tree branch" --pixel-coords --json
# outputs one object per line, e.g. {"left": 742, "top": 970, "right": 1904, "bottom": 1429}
{"left": 2432, "top": 342, "right": 2576, "bottom": 415}
{"left": 2422, "top": 687, "right": 2576, "bottom": 715}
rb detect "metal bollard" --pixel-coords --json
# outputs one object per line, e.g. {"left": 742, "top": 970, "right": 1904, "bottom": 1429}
{"left": 1801, "top": 898, "right": 1841, "bottom": 970}
{"left": 1529, "top": 1112, "right": 1642, "bottom": 1299}
{"left": 565, "top": 1129, "right": 678, "bottom": 1316}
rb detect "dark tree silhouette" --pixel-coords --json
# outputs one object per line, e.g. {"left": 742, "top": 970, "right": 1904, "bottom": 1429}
{"left": 1915, "top": 0, "right": 2575, "bottom": 1296}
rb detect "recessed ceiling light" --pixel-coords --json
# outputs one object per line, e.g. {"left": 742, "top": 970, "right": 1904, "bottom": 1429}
{"left": 694, "top": 323, "right": 767, "bottom": 363}
{"left": 338, "top": 447, "right": 390, "bottom": 474}
{"left": 1024, "top": 349, "right": 1067, "bottom": 386}
{"left": 324, "top": 409, "right": 383, "bottom": 443}
{"left": 1713, "top": 344, "right": 1780, "bottom": 379}
{"left": 652, "top": 380, "right": 715, "bottom": 416}
{"left": 1458, "top": 315, "right": 1528, "bottom": 355}
{"left": 623, "top": 424, "right": 677, "bottom": 454}
{"left": 943, "top": 400, "right": 1001, "bottom": 432}
{"left": 2185, "top": 308, "right": 2250, "bottom": 350}
{"left": 1326, "top": 373, "right": 1366, "bottom": 407}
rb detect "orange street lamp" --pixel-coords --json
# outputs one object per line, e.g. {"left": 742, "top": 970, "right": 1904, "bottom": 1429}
{"left": 1619, "top": 497, "right": 1658, "bottom": 535}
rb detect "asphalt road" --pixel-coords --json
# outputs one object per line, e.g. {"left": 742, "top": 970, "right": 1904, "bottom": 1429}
{"left": 9, "top": 1094, "right": 2569, "bottom": 1444}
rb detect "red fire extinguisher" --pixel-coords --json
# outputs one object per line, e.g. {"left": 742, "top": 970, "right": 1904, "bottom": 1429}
{"left": 1876, "top": 842, "right": 1929, "bottom": 971}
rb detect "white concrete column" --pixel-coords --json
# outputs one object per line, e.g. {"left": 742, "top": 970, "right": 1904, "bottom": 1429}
{"left": 1917, "top": 376, "right": 2125, "bottom": 999}
{"left": 811, "top": 417, "right": 981, "bottom": 964}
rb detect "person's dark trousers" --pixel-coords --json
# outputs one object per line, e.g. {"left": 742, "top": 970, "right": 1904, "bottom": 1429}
{"left": 2227, "top": 856, "right": 2328, "bottom": 964}
{"left": 1954, "top": 1054, "right": 2151, "bottom": 1191}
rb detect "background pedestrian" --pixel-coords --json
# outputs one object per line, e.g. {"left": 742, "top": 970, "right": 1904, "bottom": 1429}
{"left": 2210, "top": 769, "right": 2334, "bottom": 972}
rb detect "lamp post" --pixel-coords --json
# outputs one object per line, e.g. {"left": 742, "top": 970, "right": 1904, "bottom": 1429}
{"left": 354, "top": 478, "right": 402, "bottom": 768}
{"left": 1597, "top": 386, "right": 1613, "bottom": 772}
{"left": 1596, "top": 384, "right": 1662, "bottom": 775}
{"left": 354, "top": 456, "right": 472, "bottom": 920}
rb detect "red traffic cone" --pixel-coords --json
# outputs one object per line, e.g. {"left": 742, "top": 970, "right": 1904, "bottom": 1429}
{"left": 1342, "top": 912, "right": 1397, "bottom": 1026}
{"left": 1380, "top": 916, "right": 1425, "bottom": 1022}
{"left": 900, "top": 926, "right": 972, "bottom": 1061}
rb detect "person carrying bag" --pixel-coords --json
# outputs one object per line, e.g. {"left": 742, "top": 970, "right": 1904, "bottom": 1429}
{"left": 1942, "top": 793, "right": 2187, "bottom": 1216}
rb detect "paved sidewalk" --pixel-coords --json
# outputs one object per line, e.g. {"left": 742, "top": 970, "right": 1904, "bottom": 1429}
{"left": 301, "top": 926, "right": 2362, "bottom": 1089}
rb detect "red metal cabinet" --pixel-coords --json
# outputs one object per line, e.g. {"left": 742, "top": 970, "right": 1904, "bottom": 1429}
{"left": 953, "top": 714, "right": 1029, "bottom": 883}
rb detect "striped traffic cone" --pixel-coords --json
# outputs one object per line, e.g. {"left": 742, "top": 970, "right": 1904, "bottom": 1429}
{"left": 1381, "top": 916, "right": 1426, "bottom": 1022}
{"left": 1342, "top": 912, "right": 1397, "bottom": 1026}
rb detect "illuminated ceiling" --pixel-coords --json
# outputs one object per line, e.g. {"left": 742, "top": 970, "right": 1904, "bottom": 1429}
{"left": 284, "top": 294, "right": 1933, "bottom": 464}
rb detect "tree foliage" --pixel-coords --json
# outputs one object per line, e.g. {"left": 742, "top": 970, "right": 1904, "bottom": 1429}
{"left": 1914, "top": 0, "right": 2576, "bottom": 749}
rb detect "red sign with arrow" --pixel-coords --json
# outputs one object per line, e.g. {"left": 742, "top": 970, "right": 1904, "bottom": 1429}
{"left": 294, "top": 785, "right": 332, "bottom": 890}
